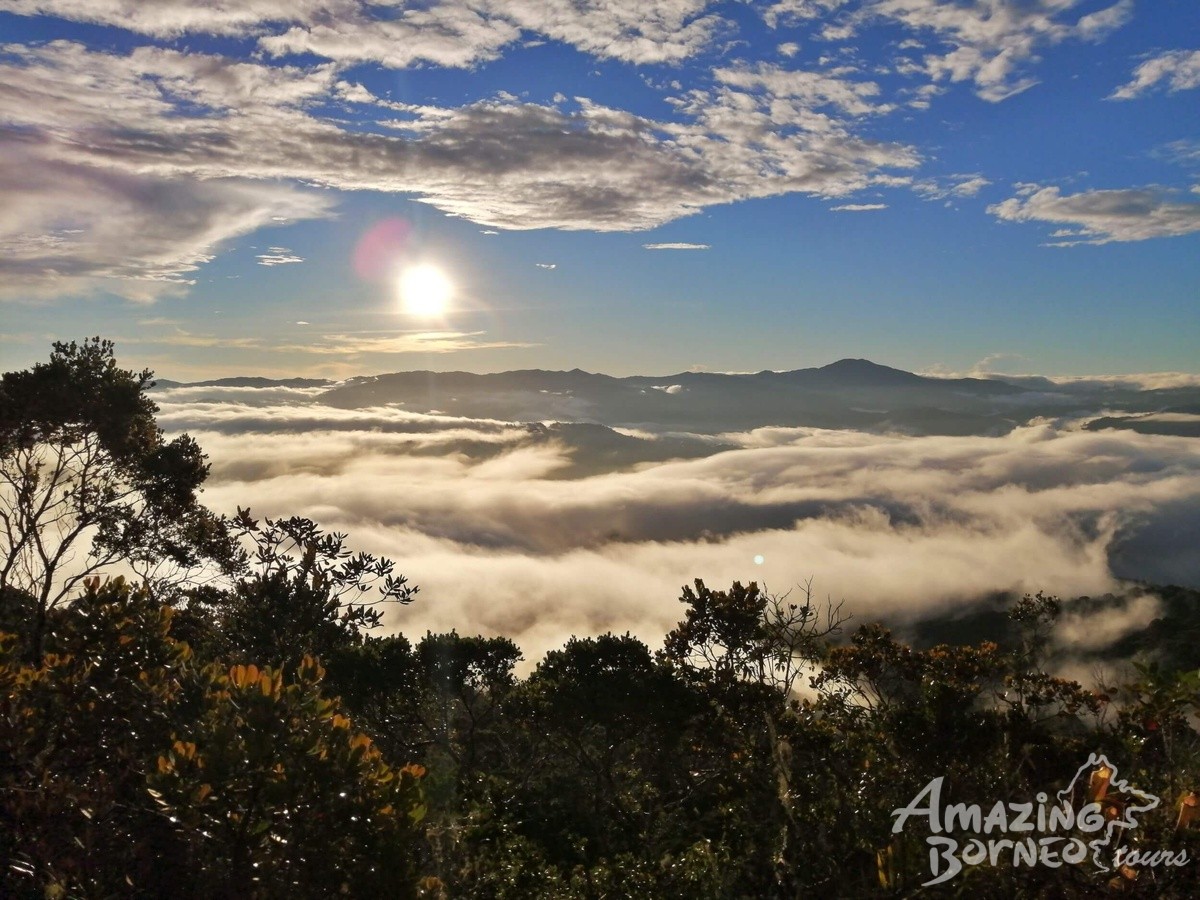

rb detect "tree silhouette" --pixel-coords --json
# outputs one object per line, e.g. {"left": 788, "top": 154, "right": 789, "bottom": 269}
{"left": 0, "top": 338, "right": 232, "bottom": 662}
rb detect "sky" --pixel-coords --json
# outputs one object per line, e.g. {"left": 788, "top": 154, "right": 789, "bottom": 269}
{"left": 1, "top": 0, "right": 1198, "bottom": 380}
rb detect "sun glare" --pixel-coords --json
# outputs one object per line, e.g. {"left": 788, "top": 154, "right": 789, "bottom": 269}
{"left": 399, "top": 264, "right": 453, "bottom": 317}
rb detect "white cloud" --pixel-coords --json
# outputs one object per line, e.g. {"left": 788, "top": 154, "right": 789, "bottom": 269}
{"left": 1110, "top": 49, "right": 1200, "bottom": 100}
{"left": 9, "top": 0, "right": 728, "bottom": 68}
{"left": 259, "top": 4, "right": 520, "bottom": 70}
{"left": 0, "top": 41, "right": 920, "bottom": 298}
{"left": 1156, "top": 139, "right": 1200, "bottom": 168}
{"left": 256, "top": 248, "right": 304, "bottom": 266}
{"left": 643, "top": 242, "right": 711, "bottom": 250}
{"left": 870, "top": 0, "right": 1133, "bottom": 102}
{"left": 535, "top": 262, "right": 557, "bottom": 269}
{"left": 1, "top": 0, "right": 328, "bottom": 36}
{"left": 830, "top": 202, "right": 886, "bottom": 210}
{"left": 1055, "top": 593, "right": 1161, "bottom": 651}
{"left": 914, "top": 173, "right": 990, "bottom": 200}
{"left": 714, "top": 62, "right": 894, "bottom": 117}
{"left": 988, "top": 184, "right": 1200, "bottom": 244}
{"left": 492, "top": 0, "right": 726, "bottom": 65}
{"left": 141, "top": 386, "right": 1200, "bottom": 663}
{"left": 761, "top": 1, "right": 851, "bottom": 31}
{"left": 0, "top": 142, "right": 333, "bottom": 301}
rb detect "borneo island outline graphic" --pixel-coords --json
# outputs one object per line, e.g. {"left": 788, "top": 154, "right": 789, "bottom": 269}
{"left": 891, "top": 753, "right": 1189, "bottom": 886}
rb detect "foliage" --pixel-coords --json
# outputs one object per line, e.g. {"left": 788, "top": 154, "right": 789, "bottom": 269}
{"left": 0, "top": 338, "right": 234, "bottom": 662}
{"left": 149, "top": 656, "right": 427, "bottom": 898}
{"left": 0, "top": 578, "right": 427, "bottom": 899}
{"left": 197, "top": 509, "right": 417, "bottom": 668}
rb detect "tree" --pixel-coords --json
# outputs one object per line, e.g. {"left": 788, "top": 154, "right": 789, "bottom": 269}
{"left": 0, "top": 577, "right": 429, "bottom": 899}
{"left": 201, "top": 509, "right": 418, "bottom": 669}
{"left": 0, "top": 338, "right": 232, "bottom": 662}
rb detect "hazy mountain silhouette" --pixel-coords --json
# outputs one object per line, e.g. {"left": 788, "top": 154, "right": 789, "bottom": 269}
{"left": 151, "top": 359, "right": 1200, "bottom": 439}
{"left": 315, "top": 359, "right": 1028, "bottom": 435}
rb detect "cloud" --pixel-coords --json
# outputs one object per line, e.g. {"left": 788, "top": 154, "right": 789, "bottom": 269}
{"left": 1054, "top": 593, "right": 1162, "bottom": 651}
{"left": 1110, "top": 49, "right": 1200, "bottom": 100}
{"left": 713, "top": 62, "right": 895, "bottom": 117}
{"left": 127, "top": 328, "right": 535, "bottom": 357}
{"left": 1156, "top": 138, "right": 1200, "bottom": 169}
{"left": 488, "top": 0, "right": 726, "bottom": 66}
{"left": 148, "top": 386, "right": 1200, "bottom": 664}
{"left": 258, "top": 4, "right": 520, "bottom": 70}
{"left": 643, "top": 242, "right": 711, "bottom": 250}
{"left": 1, "top": 0, "right": 326, "bottom": 37}
{"left": 869, "top": 0, "right": 1133, "bottom": 102}
{"left": 256, "top": 247, "right": 304, "bottom": 266}
{"left": 0, "top": 40, "right": 920, "bottom": 297}
{"left": 988, "top": 184, "right": 1200, "bottom": 244}
{"left": 281, "top": 331, "right": 539, "bottom": 356}
{"left": 761, "top": 1, "right": 850, "bottom": 31}
{"left": 830, "top": 202, "right": 886, "bottom": 211}
{"left": 914, "top": 173, "right": 990, "bottom": 200}
{"left": 535, "top": 263, "right": 557, "bottom": 269}
{"left": 980, "top": 371, "right": 1200, "bottom": 392}
{"left": 10, "top": 0, "right": 727, "bottom": 68}
{"left": 0, "top": 151, "right": 333, "bottom": 301}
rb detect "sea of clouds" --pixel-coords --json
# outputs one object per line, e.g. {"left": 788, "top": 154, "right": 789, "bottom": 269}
{"left": 153, "top": 384, "right": 1200, "bottom": 666}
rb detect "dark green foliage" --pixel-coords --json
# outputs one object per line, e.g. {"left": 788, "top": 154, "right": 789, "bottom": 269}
{"left": 0, "top": 338, "right": 235, "bottom": 663}
{"left": 0, "top": 579, "right": 428, "bottom": 899}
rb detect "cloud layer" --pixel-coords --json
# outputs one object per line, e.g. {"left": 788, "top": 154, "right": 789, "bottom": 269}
{"left": 0, "top": 39, "right": 923, "bottom": 299}
{"left": 989, "top": 184, "right": 1200, "bottom": 244}
{"left": 151, "top": 384, "right": 1200, "bottom": 663}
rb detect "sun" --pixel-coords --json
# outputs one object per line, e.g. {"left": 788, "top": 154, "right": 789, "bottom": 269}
{"left": 399, "top": 263, "right": 453, "bottom": 317}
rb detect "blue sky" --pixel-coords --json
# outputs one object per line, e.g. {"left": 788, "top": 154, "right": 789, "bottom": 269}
{"left": 1, "top": 0, "right": 1197, "bottom": 379}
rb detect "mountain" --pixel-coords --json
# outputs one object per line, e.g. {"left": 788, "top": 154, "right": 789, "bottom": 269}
{"left": 150, "top": 377, "right": 332, "bottom": 390}
{"left": 149, "top": 360, "right": 1200, "bottom": 439}
{"left": 316, "top": 359, "right": 1029, "bottom": 436}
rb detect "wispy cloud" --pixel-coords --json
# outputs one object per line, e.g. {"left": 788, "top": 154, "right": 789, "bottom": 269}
{"left": 281, "top": 331, "right": 538, "bottom": 355}
{"left": 4, "top": 0, "right": 728, "bottom": 67}
{"left": 643, "top": 242, "right": 711, "bottom": 250}
{"left": 830, "top": 203, "right": 886, "bottom": 211}
{"left": 988, "top": 184, "right": 1200, "bottom": 244}
{"left": 1110, "top": 49, "right": 1200, "bottom": 100}
{"left": 256, "top": 247, "right": 305, "bottom": 266}
{"left": 124, "top": 328, "right": 535, "bottom": 357}
{"left": 914, "top": 174, "right": 990, "bottom": 201}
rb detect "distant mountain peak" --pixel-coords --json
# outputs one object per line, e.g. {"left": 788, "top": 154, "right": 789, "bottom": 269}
{"left": 821, "top": 358, "right": 913, "bottom": 375}
{"left": 784, "top": 358, "right": 926, "bottom": 386}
